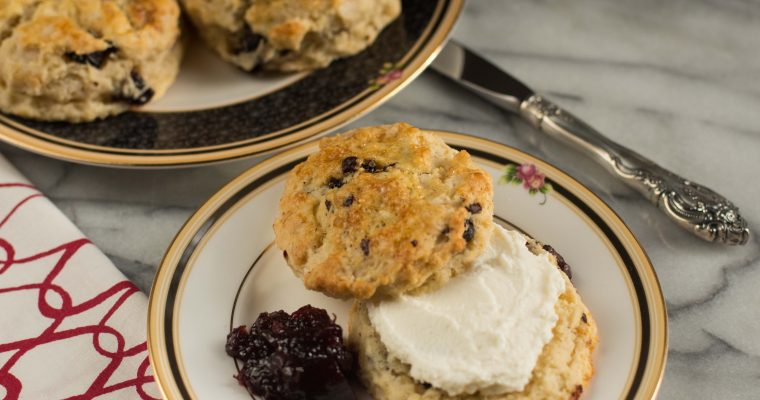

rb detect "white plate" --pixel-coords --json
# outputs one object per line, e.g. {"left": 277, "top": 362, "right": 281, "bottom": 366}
{"left": 148, "top": 132, "right": 667, "bottom": 399}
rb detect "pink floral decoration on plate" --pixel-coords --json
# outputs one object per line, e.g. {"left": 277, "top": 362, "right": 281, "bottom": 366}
{"left": 369, "top": 63, "right": 403, "bottom": 90}
{"left": 499, "top": 163, "right": 553, "bottom": 205}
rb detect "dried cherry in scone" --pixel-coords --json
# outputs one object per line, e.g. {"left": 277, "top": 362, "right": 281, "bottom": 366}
{"left": 542, "top": 244, "right": 572, "bottom": 279}
{"left": 327, "top": 177, "right": 344, "bottom": 189}
{"left": 225, "top": 305, "right": 355, "bottom": 400}
{"left": 465, "top": 203, "right": 482, "bottom": 214}
{"left": 341, "top": 157, "right": 359, "bottom": 174}
{"left": 113, "top": 70, "right": 154, "bottom": 105}
{"left": 361, "top": 159, "right": 379, "bottom": 173}
{"left": 65, "top": 42, "right": 118, "bottom": 68}
{"left": 343, "top": 195, "right": 355, "bottom": 207}
{"left": 463, "top": 219, "right": 475, "bottom": 242}
{"left": 234, "top": 25, "right": 265, "bottom": 54}
{"left": 360, "top": 159, "right": 395, "bottom": 173}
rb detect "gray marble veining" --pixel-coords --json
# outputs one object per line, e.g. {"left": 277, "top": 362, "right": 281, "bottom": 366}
{"left": 2, "top": 0, "right": 759, "bottom": 398}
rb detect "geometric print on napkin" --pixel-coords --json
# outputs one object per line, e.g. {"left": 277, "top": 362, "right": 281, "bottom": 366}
{"left": 0, "top": 163, "right": 160, "bottom": 400}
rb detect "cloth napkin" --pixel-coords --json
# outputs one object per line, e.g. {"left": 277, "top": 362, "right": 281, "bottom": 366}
{"left": 0, "top": 154, "right": 160, "bottom": 400}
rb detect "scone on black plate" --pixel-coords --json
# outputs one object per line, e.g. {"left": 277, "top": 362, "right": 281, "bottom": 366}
{"left": 349, "top": 224, "right": 599, "bottom": 400}
{"left": 181, "top": 0, "right": 401, "bottom": 71}
{"left": 273, "top": 123, "right": 494, "bottom": 299}
{"left": 0, "top": 0, "right": 183, "bottom": 122}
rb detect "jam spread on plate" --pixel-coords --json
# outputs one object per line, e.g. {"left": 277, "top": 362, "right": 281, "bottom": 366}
{"left": 226, "top": 305, "right": 355, "bottom": 400}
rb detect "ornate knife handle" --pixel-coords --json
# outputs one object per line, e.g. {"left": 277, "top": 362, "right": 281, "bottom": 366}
{"left": 520, "top": 95, "right": 750, "bottom": 245}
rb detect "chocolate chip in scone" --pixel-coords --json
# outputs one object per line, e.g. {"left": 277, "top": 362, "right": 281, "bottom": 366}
{"left": 65, "top": 42, "right": 118, "bottom": 68}
{"left": 542, "top": 244, "right": 572, "bottom": 280}
{"left": 360, "top": 238, "right": 370, "bottom": 256}
{"left": 465, "top": 203, "right": 482, "bottom": 214}
{"left": 581, "top": 313, "right": 588, "bottom": 324}
{"left": 342, "top": 157, "right": 358, "bottom": 174}
{"left": 325, "top": 200, "right": 332, "bottom": 210}
{"left": 233, "top": 24, "right": 264, "bottom": 54}
{"left": 463, "top": 219, "right": 475, "bottom": 242}
{"left": 411, "top": 240, "right": 418, "bottom": 247}
{"left": 343, "top": 195, "right": 354, "bottom": 207}
{"left": 283, "top": 250, "right": 288, "bottom": 259}
{"left": 327, "top": 177, "right": 344, "bottom": 189}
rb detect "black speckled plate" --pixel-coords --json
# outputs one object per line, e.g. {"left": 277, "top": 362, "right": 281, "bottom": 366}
{"left": 0, "top": 0, "right": 462, "bottom": 167}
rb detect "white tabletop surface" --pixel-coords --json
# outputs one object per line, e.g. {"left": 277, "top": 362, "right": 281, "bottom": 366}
{"left": 2, "top": 1, "right": 759, "bottom": 398}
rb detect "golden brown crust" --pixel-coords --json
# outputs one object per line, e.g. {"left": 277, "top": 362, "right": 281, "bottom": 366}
{"left": 0, "top": 0, "right": 182, "bottom": 121}
{"left": 181, "top": 0, "right": 401, "bottom": 71}
{"left": 348, "top": 239, "right": 599, "bottom": 400}
{"left": 273, "top": 123, "right": 494, "bottom": 299}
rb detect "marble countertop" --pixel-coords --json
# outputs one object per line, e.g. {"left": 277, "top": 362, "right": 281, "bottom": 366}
{"left": 2, "top": 0, "right": 759, "bottom": 398}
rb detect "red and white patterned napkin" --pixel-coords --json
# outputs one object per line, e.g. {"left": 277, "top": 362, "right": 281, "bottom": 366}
{"left": 0, "top": 155, "right": 160, "bottom": 400}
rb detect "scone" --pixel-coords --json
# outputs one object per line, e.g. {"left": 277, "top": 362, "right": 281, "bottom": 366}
{"left": 181, "top": 0, "right": 401, "bottom": 71}
{"left": 0, "top": 0, "right": 183, "bottom": 122}
{"left": 349, "top": 227, "right": 599, "bottom": 400}
{"left": 273, "top": 123, "right": 494, "bottom": 299}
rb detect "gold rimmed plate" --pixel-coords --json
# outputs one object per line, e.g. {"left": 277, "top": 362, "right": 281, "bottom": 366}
{"left": 147, "top": 131, "right": 667, "bottom": 399}
{"left": 0, "top": 0, "right": 462, "bottom": 167}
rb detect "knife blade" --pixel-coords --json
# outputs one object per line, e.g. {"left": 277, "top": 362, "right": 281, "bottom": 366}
{"left": 430, "top": 41, "right": 749, "bottom": 245}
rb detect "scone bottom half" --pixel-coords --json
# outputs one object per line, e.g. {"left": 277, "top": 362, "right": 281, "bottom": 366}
{"left": 348, "top": 242, "right": 598, "bottom": 400}
{"left": 273, "top": 123, "right": 495, "bottom": 300}
{"left": 0, "top": 0, "right": 183, "bottom": 122}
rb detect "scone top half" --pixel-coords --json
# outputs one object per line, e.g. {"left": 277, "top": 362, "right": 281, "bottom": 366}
{"left": 0, "top": 0, "right": 182, "bottom": 122}
{"left": 274, "top": 123, "right": 494, "bottom": 299}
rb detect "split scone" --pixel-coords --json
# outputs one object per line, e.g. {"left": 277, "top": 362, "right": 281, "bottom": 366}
{"left": 273, "top": 123, "right": 494, "bottom": 299}
{"left": 349, "top": 225, "right": 599, "bottom": 400}
{"left": 0, "top": 0, "right": 183, "bottom": 122}
{"left": 181, "top": 0, "right": 401, "bottom": 71}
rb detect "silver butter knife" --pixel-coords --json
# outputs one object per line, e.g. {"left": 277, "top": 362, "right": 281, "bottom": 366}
{"left": 431, "top": 41, "right": 750, "bottom": 245}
